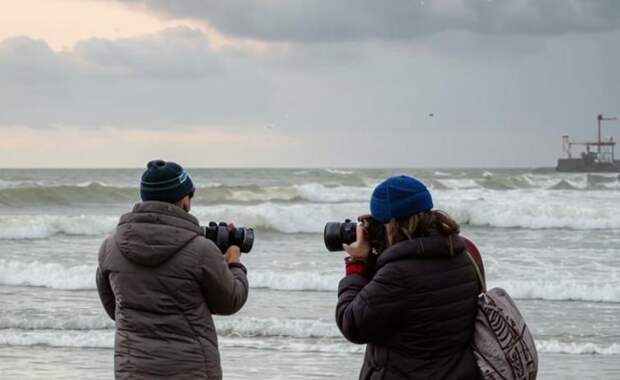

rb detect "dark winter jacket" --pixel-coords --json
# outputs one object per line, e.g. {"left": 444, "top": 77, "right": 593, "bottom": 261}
{"left": 336, "top": 234, "right": 481, "bottom": 380}
{"left": 96, "top": 201, "right": 249, "bottom": 380}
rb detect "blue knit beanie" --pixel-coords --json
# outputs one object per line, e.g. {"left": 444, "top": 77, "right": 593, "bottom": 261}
{"left": 140, "top": 160, "right": 195, "bottom": 203}
{"left": 370, "top": 175, "right": 433, "bottom": 223}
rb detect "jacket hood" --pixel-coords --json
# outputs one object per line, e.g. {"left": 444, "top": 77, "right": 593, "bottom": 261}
{"left": 376, "top": 233, "right": 466, "bottom": 268}
{"left": 114, "top": 201, "right": 203, "bottom": 266}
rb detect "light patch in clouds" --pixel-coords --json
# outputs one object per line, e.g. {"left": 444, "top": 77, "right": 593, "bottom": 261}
{"left": 118, "top": 0, "right": 620, "bottom": 42}
{"left": 0, "top": 0, "right": 269, "bottom": 51}
{"left": 0, "top": 125, "right": 297, "bottom": 168}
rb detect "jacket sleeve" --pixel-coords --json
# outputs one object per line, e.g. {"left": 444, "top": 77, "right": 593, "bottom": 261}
{"left": 335, "top": 264, "right": 407, "bottom": 344}
{"left": 198, "top": 241, "right": 249, "bottom": 315}
{"left": 96, "top": 239, "right": 116, "bottom": 321}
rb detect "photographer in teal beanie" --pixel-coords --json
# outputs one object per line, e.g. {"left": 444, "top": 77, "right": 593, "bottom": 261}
{"left": 96, "top": 160, "right": 248, "bottom": 380}
{"left": 336, "top": 175, "right": 485, "bottom": 380}
{"left": 140, "top": 160, "right": 195, "bottom": 205}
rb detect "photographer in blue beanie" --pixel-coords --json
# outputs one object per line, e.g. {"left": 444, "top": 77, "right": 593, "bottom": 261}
{"left": 96, "top": 160, "right": 248, "bottom": 380}
{"left": 335, "top": 175, "right": 484, "bottom": 380}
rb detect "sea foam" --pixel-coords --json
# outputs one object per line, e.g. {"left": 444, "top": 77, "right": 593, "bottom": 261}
{"left": 1, "top": 259, "right": 618, "bottom": 304}
{"left": 1, "top": 328, "right": 618, "bottom": 356}
{"left": 0, "top": 215, "right": 116, "bottom": 240}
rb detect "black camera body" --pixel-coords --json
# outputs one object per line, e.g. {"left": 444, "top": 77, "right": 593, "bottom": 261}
{"left": 323, "top": 217, "right": 386, "bottom": 253}
{"left": 202, "top": 222, "right": 254, "bottom": 253}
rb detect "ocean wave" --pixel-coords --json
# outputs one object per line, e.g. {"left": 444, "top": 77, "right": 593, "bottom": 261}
{"left": 0, "top": 329, "right": 357, "bottom": 353}
{"left": 324, "top": 169, "right": 354, "bottom": 175}
{"left": 536, "top": 340, "right": 620, "bottom": 355}
{"left": 1, "top": 174, "right": 619, "bottom": 209}
{"left": 0, "top": 190, "right": 619, "bottom": 241}
{"left": 438, "top": 191, "right": 620, "bottom": 230}
{"left": 1, "top": 328, "right": 618, "bottom": 356}
{"left": 0, "top": 315, "right": 338, "bottom": 339}
{"left": 2, "top": 259, "right": 619, "bottom": 304}
{"left": 0, "top": 214, "right": 116, "bottom": 240}
{"left": 217, "top": 317, "right": 340, "bottom": 339}
{"left": 492, "top": 280, "right": 620, "bottom": 303}
{"left": 0, "top": 179, "right": 24, "bottom": 189}
{"left": 0, "top": 260, "right": 96, "bottom": 290}
{"left": 0, "top": 260, "right": 341, "bottom": 292}
{"left": 191, "top": 202, "right": 367, "bottom": 234}
{"left": 0, "top": 329, "right": 113, "bottom": 349}
{"left": 0, "top": 182, "right": 371, "bottom": 206}
{"left": 0, "top": 183, "right": 137, "bottom": 206}
{"left": 0, "top": 316, "right": 113, "bottom": 331}
{"left": 249, "top": 270, "right": 340, "bottom": 292}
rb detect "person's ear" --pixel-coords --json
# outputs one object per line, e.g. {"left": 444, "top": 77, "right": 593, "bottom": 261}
{"left": 182, "top": 195, "right": 191, "bottom": 212}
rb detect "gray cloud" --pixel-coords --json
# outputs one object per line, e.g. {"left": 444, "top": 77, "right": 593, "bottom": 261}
{"left": 118, "top": 0, "right": 620, "bottom": 42}
{"left": 0, "top": 28, "right": 273, "bottom": 128}
{"left": 1, "top": 21, "right": 619, "bottom": 166}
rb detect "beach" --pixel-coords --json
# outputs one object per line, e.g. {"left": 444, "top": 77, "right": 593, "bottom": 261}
{"left": 1, "top": 168, "right": 619, "bottom": 379}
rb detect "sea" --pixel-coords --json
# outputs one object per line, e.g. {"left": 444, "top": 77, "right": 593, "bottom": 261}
{"left": 0, "top": 168, "right": 619, "bottom": 379}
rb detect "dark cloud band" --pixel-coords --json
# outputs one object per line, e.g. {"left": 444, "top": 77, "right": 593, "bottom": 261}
{"left": 118, "top": 0, "right": 620, "bottom": 42}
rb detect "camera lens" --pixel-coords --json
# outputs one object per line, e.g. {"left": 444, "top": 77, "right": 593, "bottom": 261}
{"left": 324, "top": 220, "right": 357, "bottom": 252}
{"left": 202, "top": 223, "right": 254, "bottom": 253}
{"left": 233, "top": 227, "right": 254, "bottom": 253}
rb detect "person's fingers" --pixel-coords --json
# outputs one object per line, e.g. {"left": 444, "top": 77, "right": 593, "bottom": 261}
{"left": 356, "top": 224, "right": 365, "bottom": 239}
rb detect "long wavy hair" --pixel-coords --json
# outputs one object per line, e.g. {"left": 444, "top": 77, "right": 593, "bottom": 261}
{"left": 385, "top": 210, "right": 460, "bottom": 248}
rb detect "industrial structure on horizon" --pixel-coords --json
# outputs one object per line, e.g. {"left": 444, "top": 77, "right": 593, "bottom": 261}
{"left": 557, "top": 114, "right": 619, "bottom": 172}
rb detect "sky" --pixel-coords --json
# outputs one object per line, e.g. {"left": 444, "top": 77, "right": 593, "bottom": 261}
{"left": 1, "top": 0, "right": 619, "bottom": 168}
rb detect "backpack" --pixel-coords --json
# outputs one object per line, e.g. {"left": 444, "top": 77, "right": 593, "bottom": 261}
{"left": 465, "top": 252, "right": 538, "bottom": 380}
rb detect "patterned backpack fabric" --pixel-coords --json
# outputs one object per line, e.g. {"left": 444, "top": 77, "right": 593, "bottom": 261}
{"left": 465, "top": 252, "right": 538, "bottom": 380}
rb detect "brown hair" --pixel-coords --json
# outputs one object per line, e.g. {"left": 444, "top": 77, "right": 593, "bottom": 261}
{"left": 385, "top": 210, "right": 460, "bottom": 247}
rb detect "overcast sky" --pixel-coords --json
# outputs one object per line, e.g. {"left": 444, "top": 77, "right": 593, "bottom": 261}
{"left": 1, "top": 0, "right": 619, "bottom": 168}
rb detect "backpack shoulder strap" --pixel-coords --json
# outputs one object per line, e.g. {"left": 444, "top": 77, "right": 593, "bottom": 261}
{"left": 465, "top": 251, "right": 487, "bottom": 293}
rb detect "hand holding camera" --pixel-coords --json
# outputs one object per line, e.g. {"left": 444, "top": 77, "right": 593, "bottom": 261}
{"left": 224, "top": 245, "right": 241, "bottom": 264}
{"left": 343, "top": 223, "right": 371, "bottom": 262}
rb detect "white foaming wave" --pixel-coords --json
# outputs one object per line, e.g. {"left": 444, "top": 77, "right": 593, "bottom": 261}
{"left": 0, "top": 260, "right": 96, "bottom": 290}
{"left": 74, "top": 181, "right": 117, "bottom": 188}
{"left": 192, "top": 202, "right": 366, "bottom": 234}
{"left": 536, "top": 340, "right": 620, "bottom": 355}
{"left": 0, "top": 179, "right": 23, "bottom": 189}
{"left": 2, "top": 330, "right": 618, "bottom": 356}
{"left": 0, "top": 314, "right": 338, "bottom": 339}
{"left": 436, "top": 179, "right": 480, "bottom": 189}
{"left": 0, "top": 214, "right": 116, "bottom": 240}
{"left": 435, "top": 190, "right": 620, "bottom": 230}
{"left": 0, "top": 315, "right": 113, "bottom": 330}
{"left": 0, "top": 260, "right": 341, "bottom": 292}
{"left": 218, "top": 183, "right": 370, "bottom": 203}
{"left": 602, "top": 181, "right": 620, "bottom": 190}
{"left": 0, "top": 329, "right": 360, "bottom": 353}
{"left": 0, "top": 329, "right": 113, "bottom": 349}
{"left": 219, "top": 337, "right": 364, "bottom": 354}
{"left": 2, "top": 258, "right": 618, "bottom": 303}
{"left": 249, "top": 270, "right": 340, "bottom": 292}
{"left": 293, "top": 183, "right": 371, "bottom": 203}
{"left": 216, "top": 317, "right": 340, "bottom": 339}
{"left": 492, "top": 280, "right": 620, "bottom": 303}
{"left": 325, "top": 169, "right": 354, "bottom": 175}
